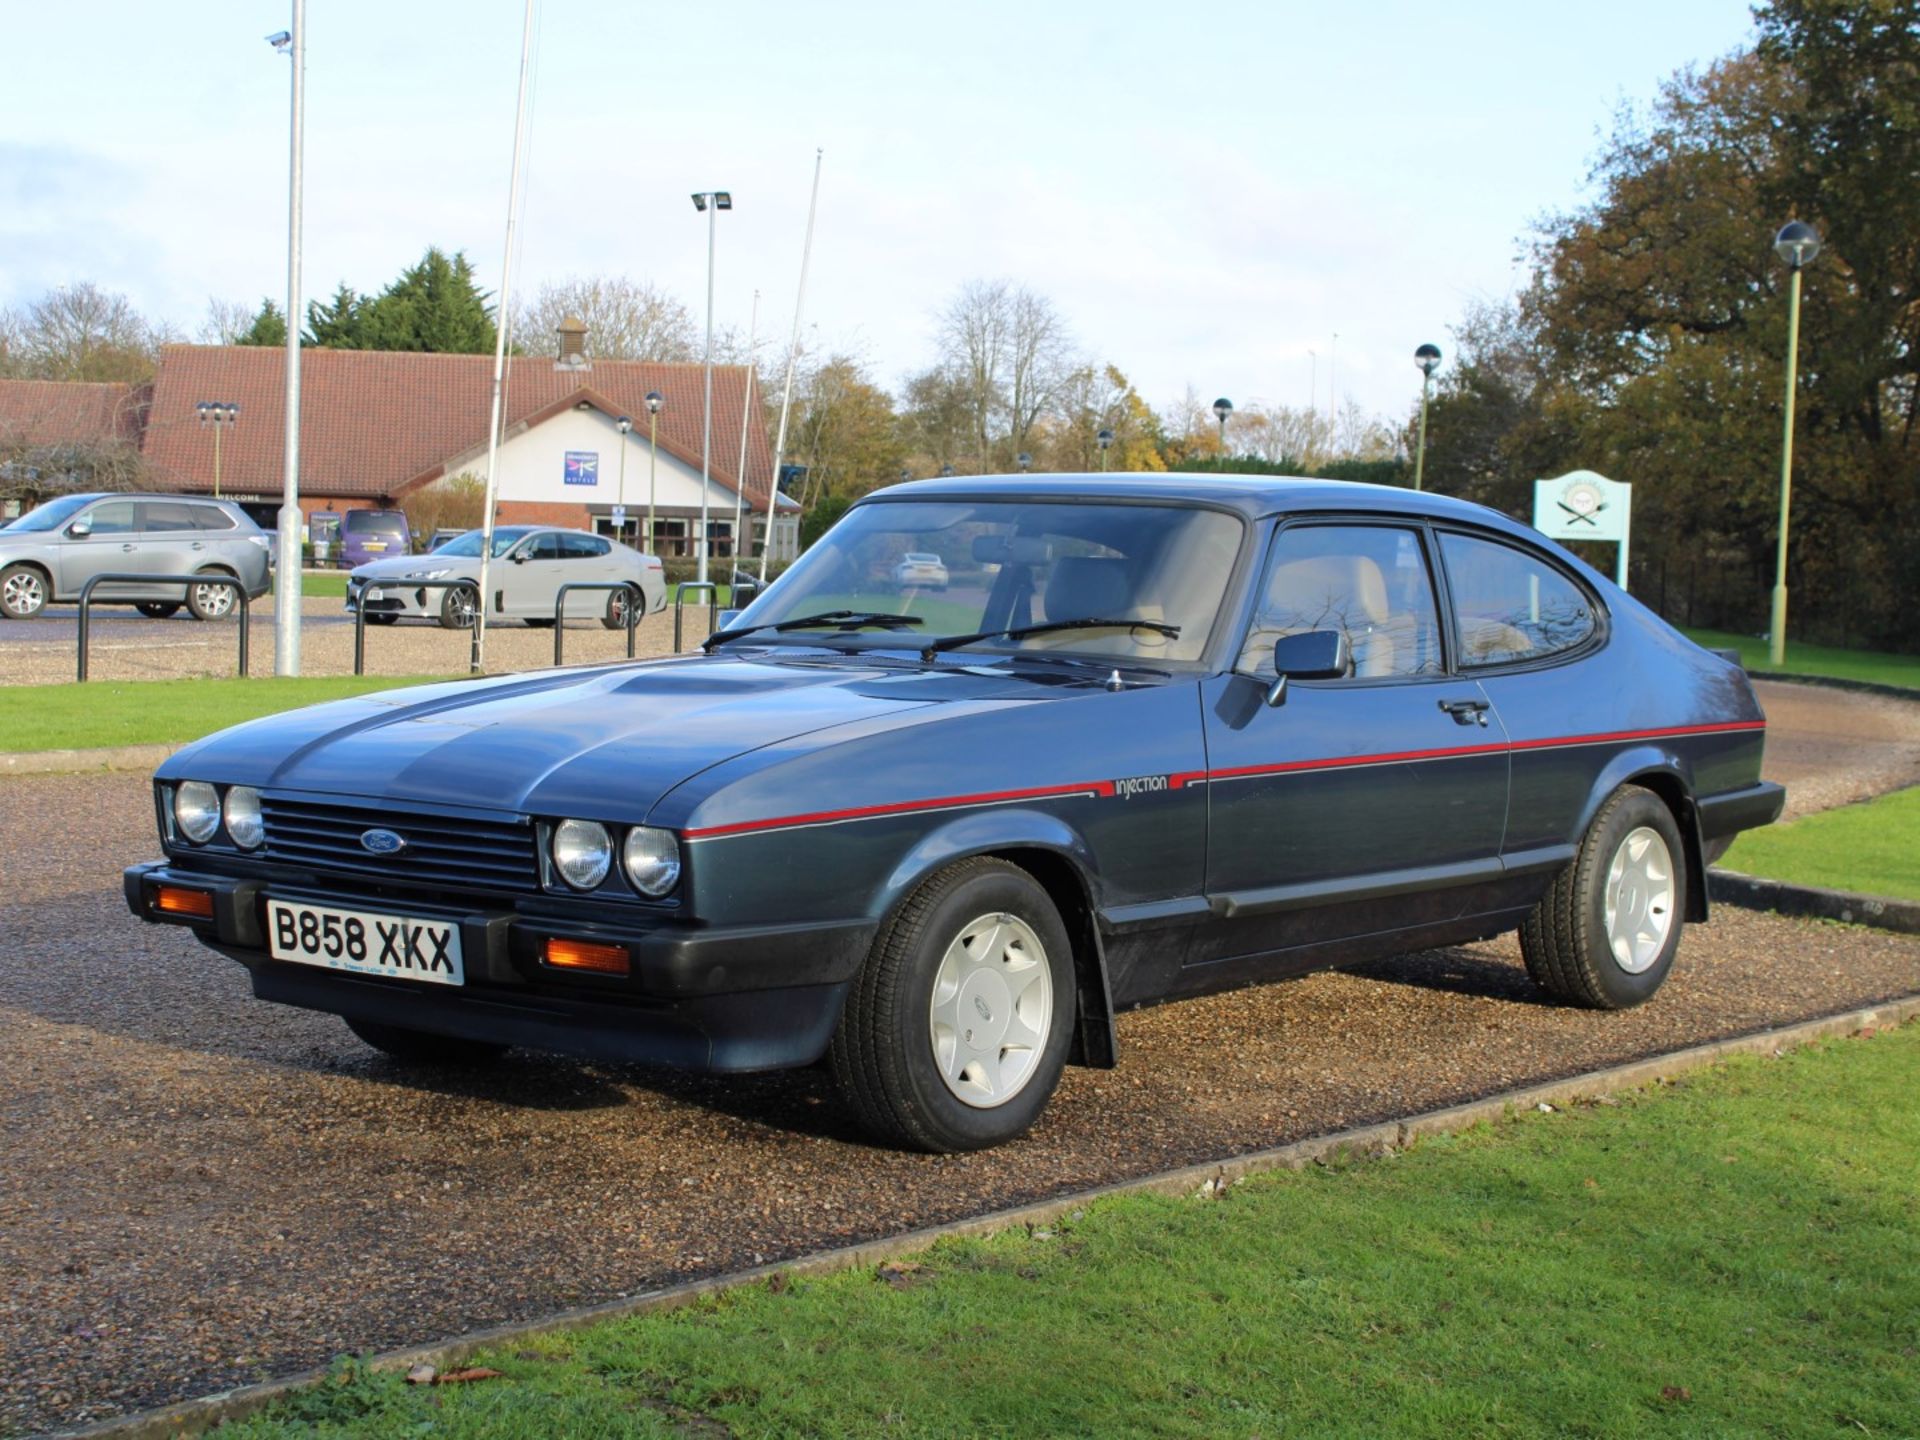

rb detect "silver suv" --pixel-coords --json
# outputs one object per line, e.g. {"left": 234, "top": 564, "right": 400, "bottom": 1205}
{"left": 0, "top": 493, "right": 273, "bottom": 621}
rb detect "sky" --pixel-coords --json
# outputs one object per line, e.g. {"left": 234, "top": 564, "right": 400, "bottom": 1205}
{"left": 0, "top": 0, "right": 1762, "bottom": 427}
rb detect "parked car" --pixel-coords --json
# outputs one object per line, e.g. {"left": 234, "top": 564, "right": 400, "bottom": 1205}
{"left": 427, "top": 528, "right": 466, "bottom": 552}
{"left": 125, "top": 475, "right": 1783, "bottom": 1151}
{"left": 892, "top": 551, "right": 950, "bottom": 589}
{"left": 336, "top": 508, "right": 411, "bottom": 569}
{"left": 0, "top": 492, "right": 272, "bottom": 621}
{"left": 343, "top": 525, "right": 668, "bottom": 629}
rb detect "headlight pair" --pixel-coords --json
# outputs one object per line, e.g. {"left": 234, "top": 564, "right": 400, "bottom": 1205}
{"left": 172, "top": 781, "right": 263, "bottom": 850}
{"left": 551, "top": 818, "right": 680, "bottom": 898}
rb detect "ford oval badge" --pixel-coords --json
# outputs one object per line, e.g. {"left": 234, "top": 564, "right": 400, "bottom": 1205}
{"left": 359, "top": 828, "right": 406, "bottom": 856}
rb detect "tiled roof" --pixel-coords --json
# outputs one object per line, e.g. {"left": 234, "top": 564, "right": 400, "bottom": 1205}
{"left": 139, "top": 346, "right": 775, "bottom": 509}
{"left": 0, "top": 380, "right": 147, "bottom": 449}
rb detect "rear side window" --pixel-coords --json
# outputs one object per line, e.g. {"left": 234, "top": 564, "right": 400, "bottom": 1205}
{"left": 1242, "top": 524, "right": 1444, "bottom": 679}
{"left": 1439, "top": 532, "right": 1597, "bottom": 667}
{"left": 142, "top": 502, "right": 201, "bottom": 532}
{"left": 558, "top": 533, "right": 610, "bottom": 559}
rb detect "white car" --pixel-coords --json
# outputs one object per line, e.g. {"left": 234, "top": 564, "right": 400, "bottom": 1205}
{"left": 891, "top": 552, "right": 949, "bottom": 590}
{"left": 346, "top": 525, "right": 668, "bottom": 630}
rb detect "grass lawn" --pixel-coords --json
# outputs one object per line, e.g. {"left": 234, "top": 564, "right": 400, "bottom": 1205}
{"left": 1, "top": 674, "right": 456, "bottom": 753}
{"left": 1684, "top": 626, "right": 1920, "bottom": 692}
{"left": 292, "top": 571, "right": 349, "bottom": 598}
{"left": 226, "top": 1026, "right": 1920, "bottom": 1439}
{"left": 1720, "top": 784, "right": 1920, "bottom": 901}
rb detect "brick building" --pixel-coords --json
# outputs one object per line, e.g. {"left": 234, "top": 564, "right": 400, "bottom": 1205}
{"left": 0, "top": 325, "right": 797, "bottom": 561}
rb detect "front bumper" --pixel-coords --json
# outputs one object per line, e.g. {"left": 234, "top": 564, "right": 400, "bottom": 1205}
{"left": 345, "top": 579, "right": 438, "bottom": 619}
{"left": 125, "top": 861, "right": 873, "bottom": 1072}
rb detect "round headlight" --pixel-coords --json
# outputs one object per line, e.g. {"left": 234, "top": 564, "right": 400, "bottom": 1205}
{"left": 174, "top": 781, "right": 221, "bottom": 844}
{"left": 552, "top": 818, "right": 612, "bottom": 890}
{"left": 622, "top": 827, "right": 682, "bottom": 898}
{"left": 224, "top": 785, "right": 264, "bottom": 850}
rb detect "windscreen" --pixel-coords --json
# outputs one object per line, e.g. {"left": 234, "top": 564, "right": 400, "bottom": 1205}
{"left": 429, "top": 527, "right": 532, "bottom": 558}
{"left": 737, "top": 499, "right": 1244, "bottom": 663}
{"left": 7, "top": 494, "right": 95, "bottom": 533}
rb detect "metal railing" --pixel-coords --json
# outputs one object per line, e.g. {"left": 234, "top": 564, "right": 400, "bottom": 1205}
{"left": 673, "top": 582, "right": 720, "bottom": 652}
{"left": 78, "top": 573, "right": 250, "bottom": 681}
{"left": 352, "top": 579, "right": 481, "bottom": 676}
{"left": 550, "top": 581, "right": 646, "bottom": 667}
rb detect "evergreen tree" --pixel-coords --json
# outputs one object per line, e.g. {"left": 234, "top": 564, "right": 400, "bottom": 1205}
{"left": 234, "top": 299, "right": 288, "bottom": 347}
{"left": 360, "top": 248, "right": 496, "bottom": 353}
{"left": 304, "top": 284, "right": 370, "bottom": 348}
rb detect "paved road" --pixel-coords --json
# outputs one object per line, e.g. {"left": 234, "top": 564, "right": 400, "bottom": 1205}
{"left": 2, "top": 765, "right": 1918, "bottom": 1436}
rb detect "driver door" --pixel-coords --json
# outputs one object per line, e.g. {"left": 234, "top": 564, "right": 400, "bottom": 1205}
{"left": 500, "top": 531, "right": 562, "bottom": 617}
{"left": 1188, "top": 520, "right": 1510, "bottom": 973}
{"left": 59, "top": 498, "right": 151, "bottom": 595}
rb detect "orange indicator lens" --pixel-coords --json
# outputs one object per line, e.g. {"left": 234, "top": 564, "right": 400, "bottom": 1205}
{"left": 543, "top": 937, "right": 630, "bottom": 976}
{"left": 154, "top": 885, "right": 214, "bottom": 918}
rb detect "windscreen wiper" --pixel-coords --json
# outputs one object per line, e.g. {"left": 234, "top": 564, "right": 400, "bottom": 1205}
{"left": 704, "top": 610, "right": 925, "bottom": 652}
{"left": 921, "top": 616, "right": 1180, "bottom": 660}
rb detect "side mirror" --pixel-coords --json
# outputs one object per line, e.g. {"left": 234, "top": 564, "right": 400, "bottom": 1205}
{"left": 67, "top": 519, "right": 93, "bottom": 538}
{"left": 1266, "top": 629, "right": 1351, "bottom": 707}
{"left": 510, "top": 551, "right": 528, "bottom": 565}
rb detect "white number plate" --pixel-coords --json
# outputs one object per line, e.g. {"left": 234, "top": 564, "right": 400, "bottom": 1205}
{"left": 265, "top": 898, "right": 464, "bottom": 986}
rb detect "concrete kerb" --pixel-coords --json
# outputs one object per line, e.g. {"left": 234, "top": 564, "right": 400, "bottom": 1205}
{"left": 1749, "top": 669, "right": 1920, "bottom": 702}
{"left": 52, "top": 993, "right": 1920, "bottom": 1440}
{"left": 1710, "top": 867, "right": 1920, "bottom": 934}
{"left": 1, "top": 743, "right": 180, "bottom": 778}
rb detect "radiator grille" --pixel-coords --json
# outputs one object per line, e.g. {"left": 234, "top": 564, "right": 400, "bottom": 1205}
{"left": 260, "top": 796, "right": 537, "bottom": 893}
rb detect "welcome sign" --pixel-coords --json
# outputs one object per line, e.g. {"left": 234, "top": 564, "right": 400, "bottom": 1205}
{"left": 564, "top": 451, "right": 600, "bottom": 487}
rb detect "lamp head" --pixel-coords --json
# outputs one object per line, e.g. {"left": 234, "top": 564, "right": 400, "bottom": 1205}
{"left": 616, "top": 415, "right": 632, "bottom": 434}
{"left": 1774, "top": 220, "right": 1821, "bottom": 270}
{"left": 645, "top": 391, "right": 663, "bottom": 415}
{"left": 1415, "top": 342, "right": 1442, "bottom": 377}
{"left": 1212, "top": 397, "right": 1233, "bottom": 422}
{"left": 266, "top": 29, "right": 291, "bottom": 50}
{"left": 1096, "top": 427, "right": 1114, "bottom": 449}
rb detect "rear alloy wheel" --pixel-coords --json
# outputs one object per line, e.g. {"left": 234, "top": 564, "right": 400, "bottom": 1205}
{"left": 135, "top": 601, "right": 182, "bottom": 619}
{"left": 1, "top": 565, "right": 50, "bottom": 619}
{"left": 345, "top": 1018, "right": 507, "bottom": 1066}
{"left": 186, "top": 574, "right": 238, "bottom": 622}
{"left": 439, "top": 583, "right": 478, "bottom": 630}
{"left": 831, "top": 857, "right": 1075, "bottom": 1152}
{"left": 1521, "top": 785, "right": 1687, "bottom": 1010}
{"left": 602, "top": 586, "right": 634, "bottom": 631}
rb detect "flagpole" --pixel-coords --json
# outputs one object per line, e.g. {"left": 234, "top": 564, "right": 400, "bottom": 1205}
{"left": 473, "top": 0, "right": 536, "bottom": 673}
{"left": 759, "top": 148, "right": 822, "bottom": 584}
{"left": 729, "top": 289, "right": 759, "bottom": 586}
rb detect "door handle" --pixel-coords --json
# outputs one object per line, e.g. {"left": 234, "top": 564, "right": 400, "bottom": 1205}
{"left": 121, "top": 543, "right": 137, "bottom": 551}
{"left": 191, "top": 541, "right": 205, "bottom": 551}
{"left": 1439, "top": 697, "right": 1490, "bottom": 727}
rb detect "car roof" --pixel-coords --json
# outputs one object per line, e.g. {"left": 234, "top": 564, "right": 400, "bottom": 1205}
{"left": 863, "top": 473, "right": 1543, "bottom": 543}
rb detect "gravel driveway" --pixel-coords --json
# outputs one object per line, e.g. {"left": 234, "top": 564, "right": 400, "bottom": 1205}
{"left": 3, "top": 768, "right": 1918, "bottom": 1436}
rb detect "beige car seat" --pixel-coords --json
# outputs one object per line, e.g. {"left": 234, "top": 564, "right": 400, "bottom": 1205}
{"left": 1238, "top": 554, "right": 1398, "bottom": 676}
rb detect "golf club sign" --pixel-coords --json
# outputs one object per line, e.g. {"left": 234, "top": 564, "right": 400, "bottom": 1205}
{"left": 1532, "top": 469, "right": 1632, "bottom": 591}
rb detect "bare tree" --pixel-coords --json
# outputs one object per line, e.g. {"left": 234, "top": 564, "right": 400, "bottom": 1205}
{"left": 6, "top": 283, "right": 163, "bottom": 382}
{"left": 1004, "top": 287, "right": 1070, "bottom": 460}
{"left": 935, "top": 279, "right": 1012, "bottom": 471}
{"left": 198, "top": 297, "right": 258, "bottom": 346}
{"left": 516, "top": 276, "right": 699, "bottom": 361}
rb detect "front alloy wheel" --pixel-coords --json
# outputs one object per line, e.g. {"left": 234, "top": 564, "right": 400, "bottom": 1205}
{"left": 0, "top": 564, "right": 48, "bottom": 619}
{"left": 831, "top": 857, "right": 1075, "bottom": 1152}
{"left": 439, "top": 584, "right": 478, "bottom": 630}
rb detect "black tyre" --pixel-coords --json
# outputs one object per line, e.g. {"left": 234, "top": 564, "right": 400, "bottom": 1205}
{"left": 830, "top": 857, "right": 1075, "bottom": 1153}
{"left": 345, "top": 1018, "right": 507, "bottom": 1065}
{"left": 1520, "top": 785, "right": 1687, "bottom": 1010}
{"left": 1, "top": 563, "right": 50, "bottom": 619}
{"left": 601, "top": 585, "right": 636, "bottom": 631}
{"left": 364, "top": 613, "right": 399, "bottom": 626}
{"left": 135, "top": 601, "right": 182, "bottom": 619}
{"left": 438, "top": 583, "right": 478, "bottom": 630}
{"left": 524, "top": 617, "right": 555, "bottom": 629}
{"left": 186, "top": 572, "right": 238, "bottom": 622}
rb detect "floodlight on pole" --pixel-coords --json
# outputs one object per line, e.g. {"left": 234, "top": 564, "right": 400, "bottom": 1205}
{"left": 1096, "top": 427, "right": 1114, "bottom": 470}
{"left": 196, "top": 401, "right": 239, "bottom": 498}
{"left": 1212, "top": 397, "right": 1233, "bottom": 458}
{"left": 1412, "top": 343, "right": 1442, "bottom": 492}
{"left": 1768, "top": 220, "right": 1821, "bottom": 668}
{"left": 691, "top": 190, "right": 732, "bottom": 586}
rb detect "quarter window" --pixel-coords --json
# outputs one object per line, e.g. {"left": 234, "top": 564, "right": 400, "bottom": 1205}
{"left": 1439, "top": 532, "right": 1597, "bottom": 667}
{"left": 1242, "top": 525, "right": 1444, "bottom": 679}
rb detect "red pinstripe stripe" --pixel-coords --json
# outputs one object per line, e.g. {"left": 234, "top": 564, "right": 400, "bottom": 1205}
{"left": 682, "top": 720, "right": 1765, "bottom": 839}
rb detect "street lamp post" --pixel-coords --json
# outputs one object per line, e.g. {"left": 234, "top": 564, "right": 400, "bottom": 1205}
{"left": 268, "top": 12, "right": 303, "bottom": 675}
{"left": 691, "top": 190, "right": 732, "bottom": 586}
{"left": 1212, "top": 397, "right": 1233, "bottom": 459}
{"left": 1413, "top": 343, "right": 1442, "bottom": 491}
{"left": 614, "top": 414, "right": 631, "bottom": 543}
{"left": 1096, "top": 427, "right": 1114, "bottom": 470}
{"left": 644, "top": 390, "right": 662, "bottom": 555}
{"left": 196, "top": 402, "right": 240, "bottom": 497}
{"left": 1769, "top": 220, "right": 1821, "bottom": 668}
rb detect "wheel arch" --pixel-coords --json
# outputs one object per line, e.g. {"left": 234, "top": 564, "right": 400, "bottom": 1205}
{"left": 1576, "top": 748, "right": 1708, "bottom": 924}
{"left": 875, "top": 808, "right": 1118, "bottom": 1069}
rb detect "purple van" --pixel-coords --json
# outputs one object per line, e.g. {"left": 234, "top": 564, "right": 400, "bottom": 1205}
{"left": 337, "top": 509, "right": 411, "bottom": 568}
